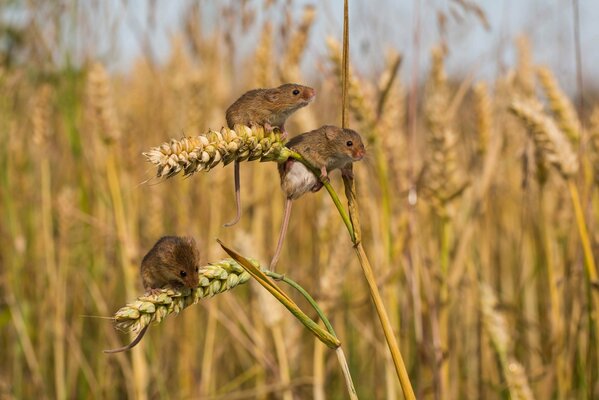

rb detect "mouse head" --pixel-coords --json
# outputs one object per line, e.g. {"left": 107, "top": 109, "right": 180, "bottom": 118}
{"left": 325, "top": 126, "right": 366, "bottom": 161}
{"left": 265, "top": 83, "right": 316, "bottom": 111}
{"left": 167, "top": 236, "right": 201, "bottom": 289}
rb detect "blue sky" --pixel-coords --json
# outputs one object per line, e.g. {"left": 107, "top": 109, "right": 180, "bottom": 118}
{"left": 100, "top": 0, "right": 599, "bottom": 92}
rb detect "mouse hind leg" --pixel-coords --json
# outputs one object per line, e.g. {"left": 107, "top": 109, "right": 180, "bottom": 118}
{"left": 224, "top": 160, "right": 242, "bottom": 227}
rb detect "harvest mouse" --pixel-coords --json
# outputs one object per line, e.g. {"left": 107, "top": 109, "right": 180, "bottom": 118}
{"left": 223, "top": 83, "right": 316, "bottom": 227}
{"left": 270, "top": 125, "right": 366, "bottom": 270}
{"left": 104, "top": 236, "right": 201, "bottom": 354}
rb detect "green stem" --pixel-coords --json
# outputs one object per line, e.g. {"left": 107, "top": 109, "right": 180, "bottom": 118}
{"left": 266, "top": 271, "right": 336, "bottom": 337}
{"left": 217, "top": 242, "right": 357, "bottom": 399}
{"left": 218, "top": 241, "right": 340, "bottom": 349}
{"left": 265, "top": 272, "right": 356, "bottom": 399}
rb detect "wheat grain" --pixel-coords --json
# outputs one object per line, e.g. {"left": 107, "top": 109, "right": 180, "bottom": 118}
{"left": 144, "top": 125, "right": 290, "bottom": 178}
{"left": 510, "top": 98, "right": 578, "bottom": 179}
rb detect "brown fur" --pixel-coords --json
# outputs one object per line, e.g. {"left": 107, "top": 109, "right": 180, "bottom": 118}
{"left": 141, "top": 236, "right": 201, "bottom": 291}
{"left": 225, "top": 83, "right": 316, "bottom": 131}
{"left": 270, "top": 125, "right": 365, "bottom": 269}
{"left": 223, "top": 83, "right": 316, "bottom": 227}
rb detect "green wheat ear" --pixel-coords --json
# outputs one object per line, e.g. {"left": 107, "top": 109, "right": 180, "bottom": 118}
{"left": 113, "top": 259, "right": 253, "bottom": 334}
{"left": 143, "top": 124, "right": 292, "bottom": 179}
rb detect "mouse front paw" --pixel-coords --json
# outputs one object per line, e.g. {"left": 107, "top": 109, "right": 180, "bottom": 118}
{"left": 144, "top": 288, "right": 164, "bottom": 297}
{"left": 310, "top": 181, "right": 324, "bottom": 192}
{"left": 319, "top": 166, "right": 330, "bottom": 183}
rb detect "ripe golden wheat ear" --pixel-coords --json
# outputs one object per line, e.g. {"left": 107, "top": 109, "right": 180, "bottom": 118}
{"left": 143, "top": 124, "right": 291, "bottom": 178}
{"left": 112, "top": 259, "right": 253, "bottom": 335}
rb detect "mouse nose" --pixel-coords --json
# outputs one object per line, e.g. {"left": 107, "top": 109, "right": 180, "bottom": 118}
{"left": 305, "top": 88, "right": 316, "bottom": 99}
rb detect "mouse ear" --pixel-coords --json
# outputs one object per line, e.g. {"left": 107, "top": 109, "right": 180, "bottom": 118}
{"left": 183, "top": 236, "right": 196, "bottom": 246}
{"left": 265, "top": 91, "right": 279, "bottom": 102}
{"left": 324, "top": 125, "right": 337, "bottom": 141}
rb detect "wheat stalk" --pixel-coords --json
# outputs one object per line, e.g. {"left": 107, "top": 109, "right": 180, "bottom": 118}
{"left": 474, "top": 81, "right": 492, "bottom": 154}
{"left": 424, "top": 46, "right": 467, "bottom": 210}
{"left": 283, "top": 5, "right": 316, "bottom": 68}
{"left": 112, "top": 259, "right": 252, "bottom": 335}
{"left": 480, "top": 282, "right": 535, "bottom": 400}
{"left": 326, "top": 38, "right": 377, "bottom": 131}
{"left": 87, "top": 63, "right": 122, "bottom": 142}
{"left": 254, "top": 22, "right": 274, "bottom": 87}
{"left": 537, "top": 66, "right": 581, "bottom": 143}
{"left": 509, "top": 98, "right": 578, "bottom": 179}
{"left": 589, "top": 107, "right": 599, "bottom": 184}
{"left": 144, "top": 125, "right": 290, "bottom": 179}
{"left": 514, "top": 36, "right": 535, "bottom": 98}
{"left": 32, "top": 85, "right": 52, "bottom": 147}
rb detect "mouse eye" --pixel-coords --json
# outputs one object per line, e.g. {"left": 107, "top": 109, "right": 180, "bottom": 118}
{"left": 195, "top": 267, "right": 199, "bottom": 273}
{"left": 346, "top": 140, "right": 353, "bottom": 147}
{"left": 292, "top": 89, "right": 300, "bottom": 95}
{"left": 180, "top": 270, "right": 187, "bottom": 278}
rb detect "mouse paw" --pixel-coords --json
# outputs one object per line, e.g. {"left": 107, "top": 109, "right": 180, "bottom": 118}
{"left": 310, "top": 181, "right": 324, "bottom": 192}
{"left": 263, "top": 122, "right": 274, "bottom": 133}
{"left": 319, "top": 166, "right": 330, "bottom": 183}
{"left": 144, "top": 288, "right": 164, "bottom": 297}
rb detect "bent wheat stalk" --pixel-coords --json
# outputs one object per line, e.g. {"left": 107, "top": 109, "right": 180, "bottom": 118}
{"left": 107, "top": 253, "right": 357, "bottom": 399}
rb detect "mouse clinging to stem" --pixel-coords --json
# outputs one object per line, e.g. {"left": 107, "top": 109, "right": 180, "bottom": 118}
{"left": 224, "top": 83, "right": 316, "bottom": 227}
{"left": 270, "top": 125, "right": 366, "bottom": 270}
{"left": 104, "top": 235, "right": 201, "bottom": 354}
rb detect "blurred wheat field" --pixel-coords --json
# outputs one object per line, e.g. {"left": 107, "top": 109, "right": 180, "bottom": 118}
{"left": 1, "top": 1, "right": 599, "bottom": 399}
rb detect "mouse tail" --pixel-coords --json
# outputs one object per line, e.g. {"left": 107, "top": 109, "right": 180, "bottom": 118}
{"left": 103, "top": 325, "right": 150, "bottom": 354}
{"left": 270, "top": 198, "right": 293, "bottom": 271}
{"left": 224, "top": 161, "right": 242, "bottom": 227}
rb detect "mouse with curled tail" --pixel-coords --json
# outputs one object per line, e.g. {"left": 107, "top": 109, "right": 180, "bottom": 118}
{"left": 270, "top": 125, "right": 366, "bottom": 270}
{"left": 104, "top": 236, "right": 201, "bottom": 354}
{"left": 224, "top": 83, "right": 316, "bottom": 227}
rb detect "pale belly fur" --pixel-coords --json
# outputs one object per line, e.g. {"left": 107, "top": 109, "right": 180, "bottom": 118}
{"left": 281, "top": 161, "right": 319, "bottom": 200}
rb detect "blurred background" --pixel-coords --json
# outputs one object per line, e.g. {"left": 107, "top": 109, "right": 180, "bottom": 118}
{"left": 1, "top": 0, "right": 599, "bottom": 398}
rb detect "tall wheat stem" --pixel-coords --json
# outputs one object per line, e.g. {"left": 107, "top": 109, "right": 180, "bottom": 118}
{"left": 105, "top": 154, "right": 148, "bottom": 400}
{"left": 439, "top": 213, "right": 451, "bottom": 397}
{"left": 340, "top": 1, "right": 415, "bottom": 398}
{"left": 40, "top": 157, "right": 66, "bottom": 400}
{"left": 537, "top": 190, "right": 565, "bottom": 398}
{"left": 568, "top": 180, "right": 599, "bottom": 294}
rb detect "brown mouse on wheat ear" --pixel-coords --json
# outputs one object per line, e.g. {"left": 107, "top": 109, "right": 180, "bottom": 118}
{"left": 104, "top": 236, "right": 201, "bottom": 354}
{"left": 223, "top": 83, "right": 316, "bottom": 227}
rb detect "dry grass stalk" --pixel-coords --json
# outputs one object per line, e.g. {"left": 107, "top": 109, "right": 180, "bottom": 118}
{"left": 424, "top": 46, "right": 466, "bottom": 209}
{"left": 589, "top": 107, "right": 599, "bottom": 184}
{"left": 87, "top": 63, "right": 122, "bottom": 142}
{"left": 326, "top": 38, "right": 377, "bottom": 133}
{"left": 514, "top": 36, "right": 535, "bottom": 98}
{"left": 509, "top": 98, "right": 579, "bottom": 179}
{"left": 480, "top": 283, "right": 535, "bottom": 400}
{"left": 113, "top": 259, "right": 252, "bottom": 335}
{"left": 536, "top": 67, "right": 581, "bottom": 143}
{"left": 473, "top": 81, "right": 492, "bottom": 154}
{"left": 32, "top": 84, "right": 52, "bottom": 146}
{"left": 254, "top": 22, "right": 274, "bottom": 87}
{"left": 281, "top": 5, "right": 316, "bottom": 75}
{"left": 144, "top": 125, "right": 290, "bottom": 178}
